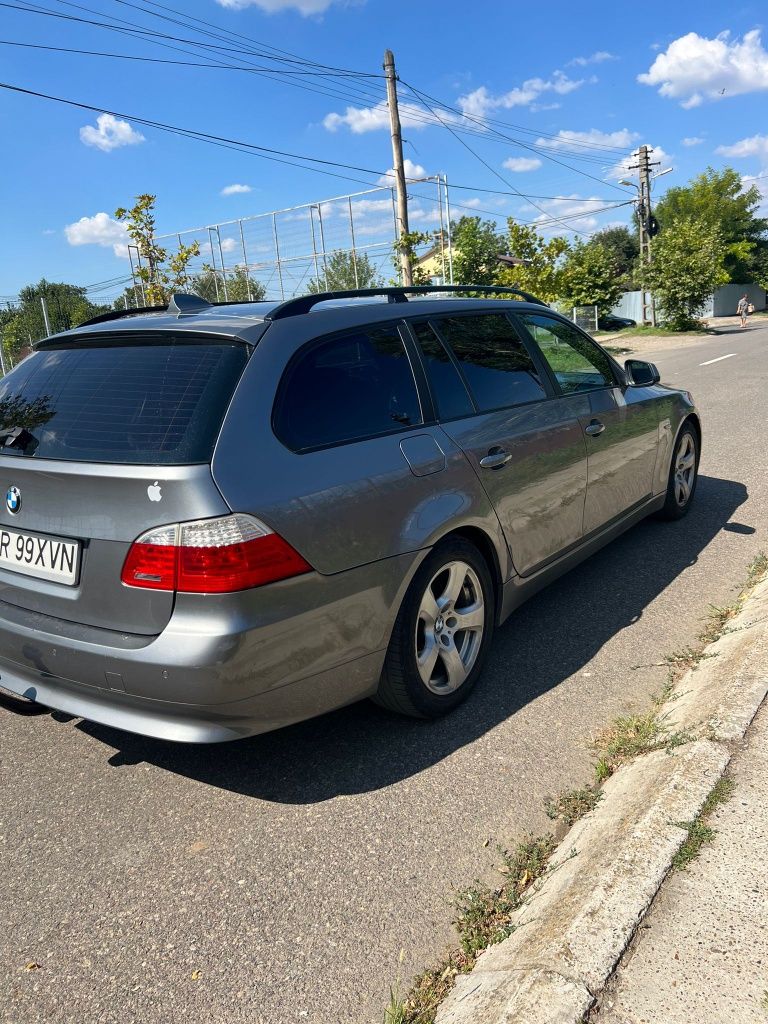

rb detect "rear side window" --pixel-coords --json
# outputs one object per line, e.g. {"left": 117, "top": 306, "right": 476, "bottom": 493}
{"left": 0, "top": 339, "right": 248, "bottom": 464}
{"left": 274, "top": 325, "right": 422, "bottom": 452}
{"left": 433, "top": 313, "right": 547, "bottom": 412}
{"left": 411, "top": 321, "right": 475, "bottom": 420}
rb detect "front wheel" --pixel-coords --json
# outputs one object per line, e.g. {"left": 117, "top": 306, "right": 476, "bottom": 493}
{"left": 658, "top": 423, "right": 699, "bottom": 520}
{"left": 374, "top": 538, "right": 495, "bottom": 718}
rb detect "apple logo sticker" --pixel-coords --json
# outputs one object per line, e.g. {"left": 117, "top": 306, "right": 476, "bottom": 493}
{"left": 147, "top": 481, "right": 163, "bottom": 502}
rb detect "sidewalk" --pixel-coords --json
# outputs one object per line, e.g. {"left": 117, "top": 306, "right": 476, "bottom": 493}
{"left": 594, "top": 700, "right": 768, "bottom": 1023}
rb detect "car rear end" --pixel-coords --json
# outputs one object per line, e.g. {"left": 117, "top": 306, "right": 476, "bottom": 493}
{"left": 0, "top": 323, "right": 341, "bottom": 742}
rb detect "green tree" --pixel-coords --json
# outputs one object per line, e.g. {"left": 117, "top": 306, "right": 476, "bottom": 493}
{"left": 496, "top": 221, "right": 570, "bottom": 302}
{"left": 191, "top": 265, "right": 266, "bottom": 303}
{"left": 451, "top": 216, "right": 506, "bottom": 286}
{"left": 560, "top": 241, "right": 624, "bottom": 315}
{"left": 654, "top": 167, "right": 768, "bottom": 283}
{"left": 309, "top": 249, "right": 384, "bottom": 292}
{"left": 1, "top": 279, "right": 109, "bottom": 361}
{"left": 645, "top": 218, "right": 729, "bottom": 330}
{"left": 590, "top": 225, "right": 638, "bottom": 287}
{"left": 391, "top": 230, "right": 434, "bottom": 285}
{"left": 115, "top": 194, "right": 200, "bottom": 305}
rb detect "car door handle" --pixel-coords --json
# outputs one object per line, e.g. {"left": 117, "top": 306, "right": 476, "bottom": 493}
{"left": 584, "top": 420, "right": 605, "bottom": 437}
{"left": 479, "top": 447, "right": 512, "bottom": 469}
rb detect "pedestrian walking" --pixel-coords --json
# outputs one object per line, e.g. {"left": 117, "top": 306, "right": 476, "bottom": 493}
{"left": 737, "top": 293, "right": 750, "bottom": 328}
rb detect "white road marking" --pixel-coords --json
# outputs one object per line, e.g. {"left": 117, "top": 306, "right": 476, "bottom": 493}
{"left": 699, "top": 353, "right": 736, "bottom": 366}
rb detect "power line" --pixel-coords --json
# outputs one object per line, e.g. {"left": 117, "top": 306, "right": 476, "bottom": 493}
{"left": 0, "top": 80, "right": 630, "bottom": 209}
{"left": 0, "top": 38, "right": 382, "bottom": 74}
{"left": 401, "top": 80, "right": 631, "bottom": 193}
{"left": 396, "top": 83, "right": 598, "bottom": 235}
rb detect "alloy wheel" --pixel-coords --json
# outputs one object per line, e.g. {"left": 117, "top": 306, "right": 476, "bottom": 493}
{"left": 674, "top": 432, "right": 697, "bottom": 507}
{"left": 415, "top": 560, "right": 485, "bottom": 695}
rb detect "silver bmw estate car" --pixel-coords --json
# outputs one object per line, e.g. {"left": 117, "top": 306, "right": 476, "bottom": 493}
{"left": 0, "top": 286, "right": 700, "bottom": 742}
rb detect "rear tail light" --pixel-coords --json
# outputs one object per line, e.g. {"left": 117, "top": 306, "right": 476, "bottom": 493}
{"left": 121, "top": 514, "right": 312, "bottom": 593}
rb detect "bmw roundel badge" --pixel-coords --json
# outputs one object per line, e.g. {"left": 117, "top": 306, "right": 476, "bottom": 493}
{"left": 6, "top": 486, "right": 21, "bottom": 515}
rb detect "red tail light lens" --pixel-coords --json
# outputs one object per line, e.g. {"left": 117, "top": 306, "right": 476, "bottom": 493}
{"left": 121, "top": 515, "right": 312, "bottom": 593}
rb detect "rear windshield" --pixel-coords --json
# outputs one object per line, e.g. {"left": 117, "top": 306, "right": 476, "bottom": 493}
{"left": 0, "top": 339, "right": 248, "bottom": 464}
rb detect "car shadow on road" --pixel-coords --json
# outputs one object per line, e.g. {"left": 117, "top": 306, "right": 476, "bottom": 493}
{"left": 76, "top": 474, "right": 748, "bottom": 803}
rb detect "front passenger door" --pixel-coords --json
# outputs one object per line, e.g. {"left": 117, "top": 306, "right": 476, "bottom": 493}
{"left": 515, "top": 313, "right": 659, "bottom": 535}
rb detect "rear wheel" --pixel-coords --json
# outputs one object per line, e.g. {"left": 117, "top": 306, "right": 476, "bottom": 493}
{"left": 658, "top": 423, "right": 699, "bottom": 520}
{"left": 374, "top": 538, "right": 495, "bottom": 718}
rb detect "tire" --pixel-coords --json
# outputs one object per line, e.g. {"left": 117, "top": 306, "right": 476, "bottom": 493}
{"left": 374, "top": 537, "right": 496, "bottom": 718}
{"left": 657, "top": 422, "right": 699, "bottom": 521}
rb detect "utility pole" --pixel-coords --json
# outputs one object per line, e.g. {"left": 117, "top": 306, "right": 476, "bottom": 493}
{"left": 629, "top": 145, "right": 660, "bottom": 326}
{"left": 384, "top": 49, "right": 413, "bottom": 286}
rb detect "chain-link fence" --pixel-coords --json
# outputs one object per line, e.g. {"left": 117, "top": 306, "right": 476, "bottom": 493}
{"left": 125, "top": 177, "right": 452, "bottom": 305}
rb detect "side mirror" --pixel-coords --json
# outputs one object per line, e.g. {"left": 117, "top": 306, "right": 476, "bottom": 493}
{"left": 625, "top": 359, "right": 660, "bottom": 386}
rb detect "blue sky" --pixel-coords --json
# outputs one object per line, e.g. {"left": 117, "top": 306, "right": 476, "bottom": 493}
{"left": 2, "top": 0, "right": 768, "bottom": 303}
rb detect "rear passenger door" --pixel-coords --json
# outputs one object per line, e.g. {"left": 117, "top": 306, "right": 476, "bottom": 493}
{"left": 410, "top": 312, "right": 589, "bottom": 577}
{"left": 514, "top": 313, "right": 659, "bottom": 535}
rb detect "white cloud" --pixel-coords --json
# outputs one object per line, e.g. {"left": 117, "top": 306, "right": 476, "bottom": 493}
{"left": 639, "top": 30, "right": 768, "bottom": 107}
{"left": 377, "top": 159, "right": 428, "bottom": 185}
{"left": 64, "top": 212, "right": 130, "bottom": 258}
{"left": 682, "top": 136, "right": 705, "bottom": 146}
{"left": 216, "top": 0, "right": 336, "bottom": 13}
{"left": 323, "top": 101, "right": 460, "bottom": 134}
{"left": 716, "top": 134, "right": 768, "bottom": 159}
{"left": 458, "top": 71, "right": 584, "bottom": 117}
{"left": 503, "top": 157, "right": 542, "bottom": 172}
{"left": 568, "top": 51, "right": 617, "bottom": 67}
{"left": 220, "top": 237, "right": 239, "bottom": 253}
{"left": 79, "top": 113, "right": 145, "bottom": 152}
{"left": 536, "top": 127, "right": 639, "bottom": 151}
{"left": 460, "top": 198, "right": 483, "bottom": 209}
{"left": 221, "top": 183, "right": 252, "bottom": 196}
{"left": 42, "top": 229, "right": 56, "bottom": 236}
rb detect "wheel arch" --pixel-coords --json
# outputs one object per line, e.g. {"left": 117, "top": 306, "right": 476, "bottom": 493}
{"left": 437, "top": 525, "right": 504, "bottom": 626}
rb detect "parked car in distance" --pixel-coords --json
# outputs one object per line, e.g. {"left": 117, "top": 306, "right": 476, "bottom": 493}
{"left": 597, "top": 314, "right": 637, "bottom": 331}
{"left": 0, "top": 286, "right": 700, "bottom": 743}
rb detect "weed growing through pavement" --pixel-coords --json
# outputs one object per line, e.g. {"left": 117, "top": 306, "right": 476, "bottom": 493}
{"left": 672, "top": 777, "right": 736, "bottom": 870}
{"left": 384, "top": 836, "right": 555, "bottom": 1024}
{"left": 545, "top": 785, "right": 603, "bottom": 825}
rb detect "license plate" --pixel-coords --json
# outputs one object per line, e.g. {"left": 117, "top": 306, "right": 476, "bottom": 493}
{"left": 0, "top": 528, "right": 80, "bottom": 586}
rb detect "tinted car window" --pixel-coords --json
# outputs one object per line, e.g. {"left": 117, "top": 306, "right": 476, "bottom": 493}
{"left": 411, "top": 321, "right": 474, "bottom": 420}
{"left": 433, "top": 313, "right": 547, "bottom": 412}
{"left": 275, "top": 325, "right": 422, "bottom": 451}
{"left": 0, "top": 340, "right": 248, "bottom": 464}
{"left": 518, "top": 314, "right": 615, "bottom": 394}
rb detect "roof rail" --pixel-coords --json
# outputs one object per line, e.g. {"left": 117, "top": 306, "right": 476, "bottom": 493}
{"left": 266, "top": 284, "right": 548, "bottom": 320}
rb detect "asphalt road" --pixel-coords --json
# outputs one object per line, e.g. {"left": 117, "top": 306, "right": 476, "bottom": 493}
{"left": 2, "top": 320, "right": 767, "bottom": 1024}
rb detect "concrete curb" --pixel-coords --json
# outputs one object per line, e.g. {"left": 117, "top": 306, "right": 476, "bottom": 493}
{"left": 436, "top": 576, "right": 768, "bottom": 1024}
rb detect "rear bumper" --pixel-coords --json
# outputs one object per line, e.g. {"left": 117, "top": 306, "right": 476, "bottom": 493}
{"left": 0, "top": 551, "right": 421, "bottom": 741}
{"left": 0, "top": 649, "right": 385, "bottom": 743}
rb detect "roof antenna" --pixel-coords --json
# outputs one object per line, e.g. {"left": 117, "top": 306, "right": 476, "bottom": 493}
{"left": 168, "top": 293, "right": 211, "bottom": 316}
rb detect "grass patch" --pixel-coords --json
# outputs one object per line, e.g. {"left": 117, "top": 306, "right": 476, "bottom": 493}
{"left": 672, "top": 777, "right": 736, "bottom": 870}
{"left": 619, "top": 324, "right": 713, "bottom": 337}
{"left": 545, "top": 785, "right": 603, "bottom": 826}
{"left": 603, "top": 344, "right": 634, "bottom": 356}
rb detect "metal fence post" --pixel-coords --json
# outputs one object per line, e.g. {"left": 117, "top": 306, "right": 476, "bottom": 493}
{"left": 238, "top": 220, "right": 252, "bottom": 299}
{"left": 348, "top": 197, "right": 359, "bottom": 288}
{"left": 272, "top": 214, "right": 285, "bottom": 300}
